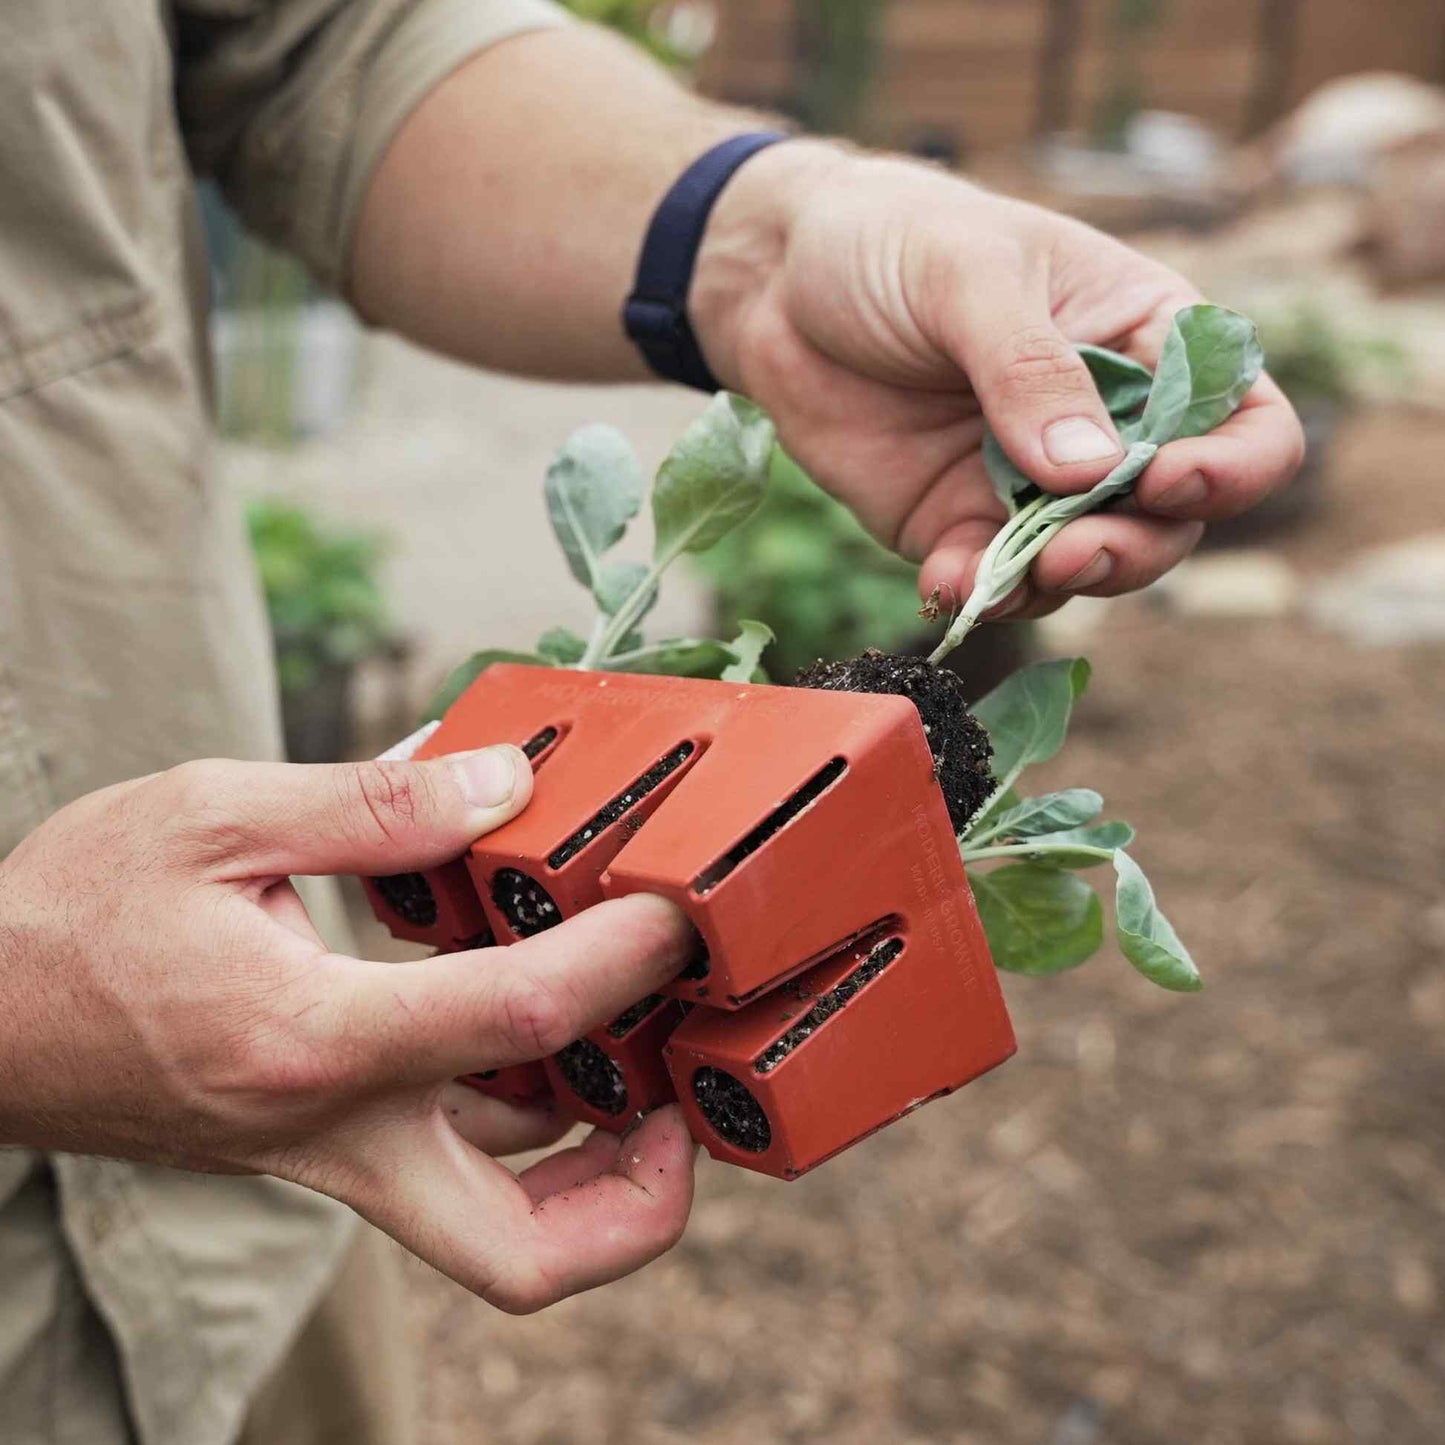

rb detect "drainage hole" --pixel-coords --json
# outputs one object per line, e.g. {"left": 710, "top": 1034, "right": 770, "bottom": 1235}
{"left": 373, "top": 872, "right": 438, "bottom": 928}
{"left": 554, "top": 1040, "right": 629, "bottom": 1116}
{"left": 680, "top": 942, "right": 711, "bottom": 981}
{"left": 491, "top": 868, "right": 562, "bottom": 937}
{"left": 692, "top": 1067, "right": 771, "bottom": 1152}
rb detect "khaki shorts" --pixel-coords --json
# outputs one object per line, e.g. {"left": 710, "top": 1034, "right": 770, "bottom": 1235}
{"left": 0, "top": 1161, "right": 416, "bottom": 1445}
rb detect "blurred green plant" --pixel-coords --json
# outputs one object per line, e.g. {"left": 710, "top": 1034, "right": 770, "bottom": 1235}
{"left": 218, "top": 237, "right": 309, "bottom": 444}
{"left": 794, "top": 0, "right": 882, "bottom": 136}
{"left": 560, "top": 0, "right": 690, "bottom": 65}
{"left": 1091, "top": 0, "right": 1168, "bottom": 150}
{"left": 246, "top": 500, "right": 391, "bottom": 694}
{"left": 696, "top": 449, "right": 924, "bottom": 678}
{"left": 1256, "top": 302, "right": 1409, "bottom": 410}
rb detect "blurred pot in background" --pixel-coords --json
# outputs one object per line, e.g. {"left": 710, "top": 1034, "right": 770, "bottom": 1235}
{"left": 247, "top": 500, "right": 395, "bottom": 762}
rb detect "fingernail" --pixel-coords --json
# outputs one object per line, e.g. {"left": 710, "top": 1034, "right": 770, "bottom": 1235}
{"left": 1062, "top": 548, "right": 1113, "bottom": 592}
{"left": 989, "top": 586, "right": 1031, "bottom": 619}
{"left": 1043, "top": 417, "right": 1121, "bottom": 466}
{"left": 451, "top": 746, "right": 518, "bottom": 811}
{"left": 1153, "top": 471, "right": 1208, "bottom": 512}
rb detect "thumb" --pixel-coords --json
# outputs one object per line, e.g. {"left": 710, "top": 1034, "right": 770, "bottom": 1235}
{"left": 164, "top": 747, "right": 533, "bottom": 878}
{"left": 946, "top": 267, "right": 1123, "bottom": 494}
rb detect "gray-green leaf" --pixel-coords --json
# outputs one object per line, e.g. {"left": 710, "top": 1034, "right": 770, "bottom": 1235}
{"left": 720, "top": 620, "right": 774, "bottom": 683}
{"left": 544, "top": 425, "right": 644, "bottom": 595}
{"left": 972, "top": 657, "right": 1091, "bottom": 786}
{"left": 1113, "top": 851, "right": 1202, "bottom": 992}
{"left": 595, "top": 560, "right": 656, "bottom": 620}
{"left": 1078, "top": 343, "right": 1154, "bottom": 417}
{"left": 982, "top": 431, "right": 1042, "bottom": 516}
{"left": 536, "top": 627, "right": 586, "bottom": 665}
{"left": 1138, "top": 304, "right": 1264, "bottom": 445}
{"left": 1015, "top": 819, "right": 1136, "bottom": 868}
{"left": 987, "top": 789, "right": 1104, "bottom": 839}
{"left": 601, "top": 638, "right": 737, "bottom": 678}
{"left": 984, "top": 344, "right": 1152, "bottom": 517}
{"left": 651, "top": 394, "right": 775, "bottom": 563}
{"left": 971, "top": 864, "right": 1104, "bottom": 976}
{"left": 426, "top": 649, "right": 549, "bottom": 720}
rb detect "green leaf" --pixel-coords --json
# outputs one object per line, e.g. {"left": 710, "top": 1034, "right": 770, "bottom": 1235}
{"left": 721, "top": 619, "right": 774, "bottom": 683}
{"left": 544, "top": 424, "right": 644, "bottom": 596}
{"left": 981, "top": 345, "right": 1151, "bottom": 519}
{"left": 1113, "top": 851, "right": 1202, "bottom": 992}
{"left": 1078, "top": 343, "right": 1154, "bottom": 416}
{"left": 536, "top": 627, "right": 586, "bottom": 665}
{"left": 985, "top": 788, "right": 1104, "bottom": 839}
{"left": 969, "top": 784, "right": 1020, "bottom": 835}
{"left": 1015, "top": 820, "right": 1137, "bottom": 869}
{"left": 982, "top": 431, "right": 1041, "bottom": 516}
{"left": 651, "top": 394, "right": 775, "bottom": 563}
{"left": 972, "top": 657, "right": 1091, "bottom": 786}
{"left": 1138, "top": 304, "right": 1264, "bottom": 445}
{"left": 426, "top": 649, "right": 550, "bottom": 721}
{"left": 601, "top": 638, "right": 737, "bottom": 678}
{"left": 595, "top": 560, "right": 656, "bottom": 620}
{"left": 971, "top": 865, "right": 1104, "bottom": 976}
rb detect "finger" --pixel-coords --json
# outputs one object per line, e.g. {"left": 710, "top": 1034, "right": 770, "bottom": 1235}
{"left": 514, "top": 1123, "right": 629, "bottom": 1201}
{"left": 441, "top": 1081, "right": 574, "bottom": 1157}
{"left": 330, "top": 894, "right": 698, "bottom": 1083}
{"left": 918, "top": 517, "right": 1008, "bottom": 616}
{"left": 326, "top": 1103, "right": 695, "bottom": 1313}
{"left": 515, "top": 1105, "right": 696, "bottom": 1299}
{"left": 894, "top": 444, "right": 1001, "bottom": 565}
{"left": 940, "top": 252, "right": 1124, "bottom": 495}
{"left": 162, "top": 747, "right": 533, "bottom": 879}
{"left": 1030, "top": 514, "right": 1205, "bottom": 597}
{"left": 1133, "top": 377, "right": 1306, "bottom": 521}
{"left": 257, "top": 878, "right": 327, "bottom": 946}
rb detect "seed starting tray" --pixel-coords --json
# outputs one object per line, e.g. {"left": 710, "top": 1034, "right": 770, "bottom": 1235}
{"left": 362, "top": 664, "right": 1015, "bottom": 1179}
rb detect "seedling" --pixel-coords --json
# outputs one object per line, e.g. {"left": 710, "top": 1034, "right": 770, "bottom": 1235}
{"left": 427, "top": 392, "right": 779, "bottom": 716}
{"left": 959, "top": 656, "right": 1198, "bottom": 991}
{"left": 930, "top": 304, "right": 1264, "bottom": 661}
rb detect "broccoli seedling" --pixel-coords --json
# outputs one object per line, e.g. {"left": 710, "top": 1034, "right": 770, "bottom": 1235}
{"left": 427, "top": 393, "right": 779, "bottom": 716}
{"left": 929, "top": 304, "right": 1263, "bottom": 663}
{"left": 958, "top": 657, "right": 1199, "bottom": 992}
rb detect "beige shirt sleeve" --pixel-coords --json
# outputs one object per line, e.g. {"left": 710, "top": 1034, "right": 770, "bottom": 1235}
{"left": 175, "top": 0, "right": 571, "bottom": 291}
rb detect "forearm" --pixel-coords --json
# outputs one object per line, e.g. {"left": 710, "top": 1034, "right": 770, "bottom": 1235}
{"left": 348, "top": 23, "right": 838, "bottom": 383}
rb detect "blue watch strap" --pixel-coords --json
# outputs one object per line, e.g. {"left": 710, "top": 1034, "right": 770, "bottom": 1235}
{"left": 624, "top": 131, "right": 790, "bottom": 393}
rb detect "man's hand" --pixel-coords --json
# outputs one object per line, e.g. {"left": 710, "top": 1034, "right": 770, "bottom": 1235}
{"left": 0, "top": 749, "right": 697, "bottom": 1313}
{"left": 692, "top": 144, "right": 1306, "bottom": 619}
{"left": 351, "top": 25, "right": 1302, "bottom": 615}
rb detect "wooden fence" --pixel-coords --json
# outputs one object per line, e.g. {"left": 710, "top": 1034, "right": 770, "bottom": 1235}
{"left": 697, "top": 0, "right": 1445, "bottom": 153}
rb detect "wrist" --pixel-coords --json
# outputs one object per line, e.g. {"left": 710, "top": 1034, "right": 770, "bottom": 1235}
{"left": 689, "top": 138, "right": 852, "bottom": 391}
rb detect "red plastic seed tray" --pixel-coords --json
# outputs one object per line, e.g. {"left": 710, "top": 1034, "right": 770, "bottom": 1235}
{"left": 361, "top": 664, "right": 1015, "bottom": 1174}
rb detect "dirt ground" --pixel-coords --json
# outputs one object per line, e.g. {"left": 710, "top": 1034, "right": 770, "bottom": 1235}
{"left": 347, "top": 403, "right": 1445, "bottom": 1445}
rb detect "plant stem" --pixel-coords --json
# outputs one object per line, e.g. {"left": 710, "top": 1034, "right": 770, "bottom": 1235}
{"left": 575, "top": 613, "right": 610, "bottom": 670}
{"left": 576, "top": 560, "right": 666, "bottom": 669}
{"left": 959, "top": 842, "right": 1117, "bottom": 865}
{"left": 928, "top": 441, "right": 1156, "bottom": 667}
{"left": 959, "top": 776, "right": 1023, "bottom": 843}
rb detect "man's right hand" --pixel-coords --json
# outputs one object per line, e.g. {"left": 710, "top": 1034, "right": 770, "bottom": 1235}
{"left": 0, "top": 748, "right": 699, "bottom": 1313}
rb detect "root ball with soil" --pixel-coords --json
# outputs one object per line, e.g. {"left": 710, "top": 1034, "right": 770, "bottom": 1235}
{"left": 795, "top": 649, "right": 994, "bottom": 832}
